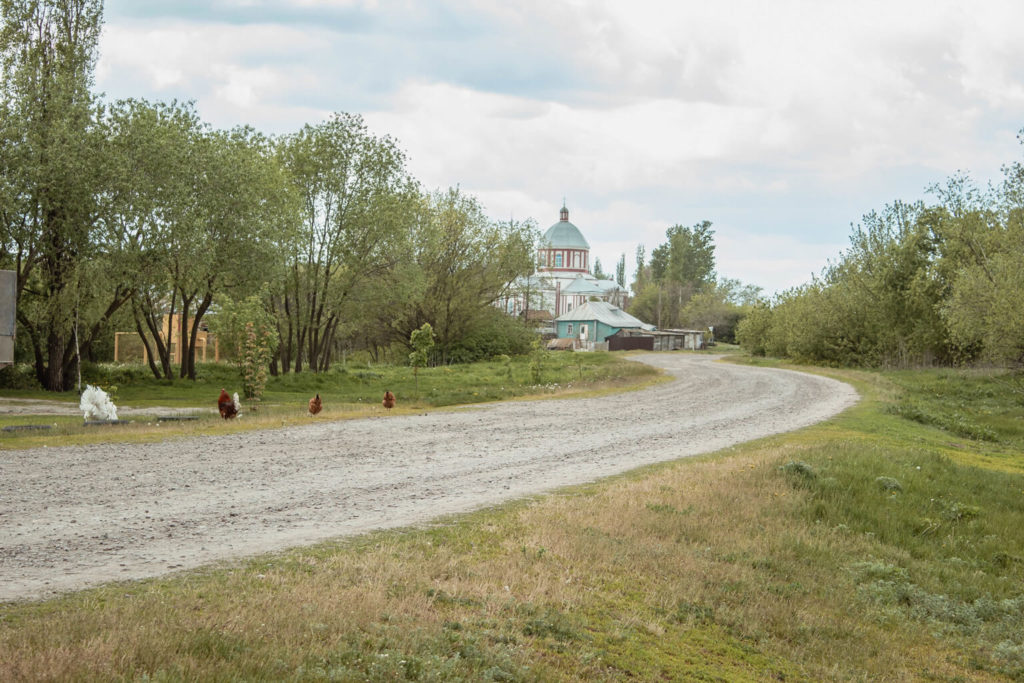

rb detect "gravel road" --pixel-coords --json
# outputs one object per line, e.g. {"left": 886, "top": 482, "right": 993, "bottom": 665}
{"left": 0, "top": 354, "right": 858, "bottom": 602}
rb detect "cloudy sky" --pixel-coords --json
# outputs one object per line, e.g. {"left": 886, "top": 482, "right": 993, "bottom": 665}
{"left": 95, "top": 0, "right": 1024, "bottom": 295}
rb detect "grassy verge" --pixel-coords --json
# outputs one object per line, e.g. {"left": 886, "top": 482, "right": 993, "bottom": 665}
{"left": 0, "top": 352, "right": 664, "bottom": 450}
{"left": 2, "top": 359, "right": 1024, "bottom": 680}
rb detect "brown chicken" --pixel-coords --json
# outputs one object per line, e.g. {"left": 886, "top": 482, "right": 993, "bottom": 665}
{"left": 382, "top": 390, "right": 396, "bottom": 411}
{"left": 308, "top": 393, "right": 322, "bottom": 416}
{"left": 218, "top": 388, "right": 239, "bottom": 419}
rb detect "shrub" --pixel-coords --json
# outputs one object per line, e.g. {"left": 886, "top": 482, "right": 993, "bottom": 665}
{"left": 80, "top": 362, "right": 153, "bottom": 386}
{"left": 779, "top": 461, "right": 816, "bottom": 480}
{"left": 736, "top": 303, "right": 773, "bottom": 356}
{"left": 444, "top": 308, "right": 538, "bottom": 364}
{"left": 779, "top": 461, "right": 820, "bottom": 492}
{"left": 875, "top": 476, "right": 903, "bottom": 493}
{"left": 0, "top": 363, "right": 41, "bottom": 389}
{"left": 241, "top": 322, "right": 274, "bottom": 409}
{"left": 207, "top": 292, "right": 278, "bottom": 370}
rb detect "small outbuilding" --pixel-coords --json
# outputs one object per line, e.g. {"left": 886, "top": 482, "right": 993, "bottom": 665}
{"left": 607, "top": 327, "right": 706, "bottom": 352}
{"left": 554, "top": 301, "right": 653, "bottom": 350}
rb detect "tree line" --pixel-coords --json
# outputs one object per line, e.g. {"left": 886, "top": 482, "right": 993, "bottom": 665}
{"left": 627, "top": 220, "right": 761, "bottom": 343}
{"left": 736, "top": 142, "right": 1024, "bottom": 368}
{"left": 0, "top": 0, "right": 538, "bottom": 391}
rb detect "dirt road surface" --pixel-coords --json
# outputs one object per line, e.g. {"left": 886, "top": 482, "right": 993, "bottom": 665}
{"left": 0, "top": 354, "right": 858, "bottom": 602}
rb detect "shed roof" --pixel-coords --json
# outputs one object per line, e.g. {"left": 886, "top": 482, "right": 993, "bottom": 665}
{"left": 612, "top": 327, "right": 704, "bottom": 337}
{"left": 562, "top": 275, "right": 623, "bottom": 295}
{"left": 561, "top": 276, "right": 603, "bottom": 295}
{"left": 555, "top": 301, "right": 652, "bottom": 329}
{"left": 593, "top": 278, "right": 623, "bottom": 293}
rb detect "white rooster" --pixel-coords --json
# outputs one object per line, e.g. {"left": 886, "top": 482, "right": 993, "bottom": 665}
{"left": 80, "top": 384, "right": 118, "bottom": 422}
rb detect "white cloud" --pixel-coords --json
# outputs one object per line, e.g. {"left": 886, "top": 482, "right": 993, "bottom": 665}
{"left": 97, "top": 20, "right": 333, "bottom": 130}
{"left": 95, "top": 0, "right": 1024, "bottom": 293}
{"left": 366, "top": 81, "right": 797, "bottom": 198}
{"left": 287, "top": 0, "right": 371, "bottom": 6}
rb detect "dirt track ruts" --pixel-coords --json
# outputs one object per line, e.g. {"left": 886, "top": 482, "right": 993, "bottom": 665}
{"left": 0, "top": 354, "right": 858, "bottom": 602}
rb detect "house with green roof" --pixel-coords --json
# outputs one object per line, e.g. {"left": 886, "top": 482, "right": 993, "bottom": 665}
{"left": 553, "top": 301, "right": 653, "bottom": 349}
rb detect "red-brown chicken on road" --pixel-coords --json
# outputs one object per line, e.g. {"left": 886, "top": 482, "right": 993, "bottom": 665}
{"left": 308, "top": 393, "right": 322, "bottom": 416}
{"left": 382, "top": 390, "right": 396, "bottom": 411}
{"left": 218, "top": 389, "right": 240, "bottom": 419}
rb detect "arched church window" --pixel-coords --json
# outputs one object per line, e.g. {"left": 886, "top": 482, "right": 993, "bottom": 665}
{"left": 555, "top": 253, "right": 563, "bottom": 268}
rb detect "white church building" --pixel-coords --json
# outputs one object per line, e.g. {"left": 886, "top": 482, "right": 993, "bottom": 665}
{"left": 503, "top": 205, "right": 628, "bottom": 321}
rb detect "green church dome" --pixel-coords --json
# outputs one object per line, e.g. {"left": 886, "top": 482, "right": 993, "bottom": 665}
{"left": 542, "top": 206, "right": 590, "bottom": 249}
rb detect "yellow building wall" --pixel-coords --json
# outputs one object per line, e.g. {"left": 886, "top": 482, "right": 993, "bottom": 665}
{"left": 114, "top": 315, "right": 219, "bottom": 364}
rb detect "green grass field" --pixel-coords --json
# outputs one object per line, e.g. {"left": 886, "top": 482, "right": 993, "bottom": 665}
{"left": 2, "top": 355, "right": 1023, "bottom": 680}
{"left": 0, "top": 352, "right": 663, "bottom": 450}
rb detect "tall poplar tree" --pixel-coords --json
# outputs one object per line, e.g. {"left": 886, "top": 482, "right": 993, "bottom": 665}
{"left": 0, "top": 0, "right": 113, "bottom": 390}
{"left": 630, "top": 221, "right": 717, "bottom": 329}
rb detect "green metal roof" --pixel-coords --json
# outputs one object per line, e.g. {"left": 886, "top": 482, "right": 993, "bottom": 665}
{"left": 561, "top": 276, "right": 604, "bottom": 295}
{"left": 542, "top": 219, "right": 590, "bottom": 249}
{"left": 555, "top": 301, "right": 652, "bottom": 329}
{"left": 562, "top": 275, "right": 623, "bottom": 295}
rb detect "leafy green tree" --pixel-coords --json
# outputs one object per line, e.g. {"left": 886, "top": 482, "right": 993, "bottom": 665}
{"left": 737, "top": 202, "right": 952, "bottom": 366}
{"left": 821, "top": 200, "right": 947, "bottom": 365}
{"left": 399, "top": 188, "right": 536, "bottom": 362}
{"left": 632, "top": 244, "right": 646, "bottom": 293}
{"left": 208, "top": 290, "right": 279, "bottom": 371}
{"left": 592, "top": 257, "right": 606, "bottom": 279}
{"left": 528, "top": 337, "right": 545, "bottom": 384}
{"left": 626, "top": 282, "right": 663, "bottom": 328}
{"left": 735, "top": 134, "right": 1024, "bottom": 368}
{"left": 275, "top": 112, "right": 418, "bottom": 373}
{"left": 333, "top": 256, "right": 423, "bottom": 364}
{"left": 241, "top": 321, "right": 273, "bottom": 410}
{"left": 736, "top": 302, "right": 773, "bottom": 356}
{"left": 653, "top": 220, "right": 716, "bottom": 300}
{"left": 444, "top": 306, "right": 537, "bottom": 363}
{"left": 501, "top": 266, "right": 548, "bottom": 327}
{"left": 942, "top": 254, "right": 1024, "bottom": 364}
{"left": 718, "top": 277, "right": 763, "bottom": 307}
{"left": 408, "top": 321, "right": 434, "bottom": 395}
{"left": 102, "top": 98, "right": 204, "bottom": 380}
{"left": 631, "top": 221, "right": 717, "bottom": 329}
{"left": 933, "top": 164, "right": 1024, "bottom": 364}
{"left": 112, "top": 109, "right": 291, "bottom": 381}
{"left": 176, "top": 125, "right": 292, "bottom": 380}
{"left": 679, "top": 279, "right": 761, "bottom": 343}
{"left": 0, "top": 0, "right": 118, "bottom": 390}
{"left": 615, "top": 253, "right": 626, "bottom": 287}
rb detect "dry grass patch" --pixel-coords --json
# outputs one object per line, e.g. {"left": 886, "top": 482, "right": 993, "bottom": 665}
{"left": 1, "top": 433, "right": 999, "bottom": 680}
{"left": 3, "top": 362, "right": 1023, "bottom": 680}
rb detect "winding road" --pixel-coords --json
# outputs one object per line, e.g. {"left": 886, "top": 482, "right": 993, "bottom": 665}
{"left": 0, "top": 353, "right": 858, "bottom": 602}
